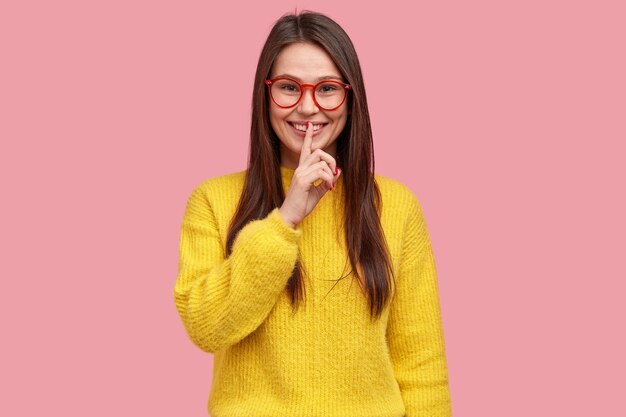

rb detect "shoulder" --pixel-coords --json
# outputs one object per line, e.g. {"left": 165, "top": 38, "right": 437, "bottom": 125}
{"left": 373, "top": 173, "right": 434, "bottom": 256}
{"left": 192, "top": 170, "right": 246, "bottom": 198}
{"left": 374, "top": 172, "right": 421, "bottom": 210}
{"left": 183, "top": 169, "right": 247, "bottom": 216}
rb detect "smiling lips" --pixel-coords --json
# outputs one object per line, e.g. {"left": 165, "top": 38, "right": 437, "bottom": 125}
{"left": 288, "top": 121, "right": 328, "bottom": 136}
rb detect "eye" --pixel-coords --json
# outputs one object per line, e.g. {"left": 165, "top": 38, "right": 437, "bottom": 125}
{"left": 317, "top": 83, "right": 340, "bottom": 94}
{"left": 276, "top": 80, "right": 300, "bottom": 93}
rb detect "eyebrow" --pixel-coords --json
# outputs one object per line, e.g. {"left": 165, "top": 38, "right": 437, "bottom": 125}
{"left": 273, "top": 74, "right": 344, "bottom": 82}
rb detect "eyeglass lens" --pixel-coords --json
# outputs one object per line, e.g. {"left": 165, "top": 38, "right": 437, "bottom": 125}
{"left": 271, "top": 79, "right": 346, "bottom": 109}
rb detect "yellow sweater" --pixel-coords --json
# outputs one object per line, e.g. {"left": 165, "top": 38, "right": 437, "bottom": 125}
{"left": 173, "top": 166, "right": 452, "bottom": 417}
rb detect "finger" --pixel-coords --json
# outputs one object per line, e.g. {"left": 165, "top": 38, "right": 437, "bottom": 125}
{"left": 302, "top": 160, "right": 335, "bottom": 190}
{"left": 333, "top": 166, "right": 342, "bottom": 183}
{"left": 303, "top": 167, "right": 334, "bottom": 191}
{"left": 298, "top": 120, "right": 314, "bottom": 166}
{"left": 303, "top": 148, "right": 338, "bottom": 177}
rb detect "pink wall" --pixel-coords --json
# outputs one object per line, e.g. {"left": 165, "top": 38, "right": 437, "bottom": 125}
{"left": 2, "top": 0, "right": 624, "bottom": 416}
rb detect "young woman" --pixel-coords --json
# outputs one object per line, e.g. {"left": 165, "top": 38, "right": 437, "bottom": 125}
{"left": 174, "top": 10, "right": 452, "bottom": 417}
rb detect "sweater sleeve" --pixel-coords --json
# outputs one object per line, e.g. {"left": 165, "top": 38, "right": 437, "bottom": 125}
{"left": 386, "top": 194, "right": 452, "bottom": 417}
{"left": 173, "top": 182, "right": 302, "bottom": 353}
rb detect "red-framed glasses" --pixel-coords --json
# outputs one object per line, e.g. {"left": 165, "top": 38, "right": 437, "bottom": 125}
{"left": 265, "top": 77, "right": 352, "bottom": 111}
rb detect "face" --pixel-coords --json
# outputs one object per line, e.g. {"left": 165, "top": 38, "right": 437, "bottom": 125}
{"left": 268, "top": 42, "right": 350, "bottom": 169}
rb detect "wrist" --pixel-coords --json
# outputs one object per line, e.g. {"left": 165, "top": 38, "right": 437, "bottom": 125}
{"left": 278, "top": 208, "right": 297, "bottom": 228}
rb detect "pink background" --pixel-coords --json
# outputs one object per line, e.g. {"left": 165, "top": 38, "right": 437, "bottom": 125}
{"left": 2, "top": 0, "right": 624, "bottom": 415}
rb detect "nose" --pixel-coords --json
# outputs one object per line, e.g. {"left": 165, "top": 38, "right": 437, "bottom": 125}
{"left": 297, "top": 86, "right": 319, "bottom": 115}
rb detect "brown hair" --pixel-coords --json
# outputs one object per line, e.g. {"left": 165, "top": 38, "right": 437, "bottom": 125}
{"left": 225, "top": 10, "right": 395, "bottom": 321}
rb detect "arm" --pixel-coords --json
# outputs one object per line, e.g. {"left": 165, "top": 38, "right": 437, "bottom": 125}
{"left": 386, "top": 194, "right": 452, "bottom": 417}
{"left": 173, "top": 182, "right": 301, "bottom": 353}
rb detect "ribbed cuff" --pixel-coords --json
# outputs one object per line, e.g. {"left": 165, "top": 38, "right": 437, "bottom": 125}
{"left": 266, "top": 207, "right": 302, "bottom": 242}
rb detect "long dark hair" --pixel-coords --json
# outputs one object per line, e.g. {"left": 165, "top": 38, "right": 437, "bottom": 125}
{"left": 225, "top": 10, "right": 395, "bottom": 321}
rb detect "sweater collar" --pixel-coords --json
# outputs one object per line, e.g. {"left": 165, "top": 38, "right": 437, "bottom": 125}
{"left": 279, "top": 165, "right": 296, "bottom": 177}
{"left": 280, "top": 165, "right": 296, "bottom": 189}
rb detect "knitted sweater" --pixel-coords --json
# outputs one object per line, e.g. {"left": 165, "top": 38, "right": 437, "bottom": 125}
{"left": 173, "top": 165, "right": 452, "bottom": 417}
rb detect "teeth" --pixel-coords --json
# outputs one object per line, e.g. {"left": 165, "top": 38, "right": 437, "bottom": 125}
{"left": 292, "top": 123, "right": 323, "bottom": 132}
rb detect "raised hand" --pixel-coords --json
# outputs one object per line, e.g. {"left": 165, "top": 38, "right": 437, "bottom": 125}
{"left": 278, "top": 121, "right": 342, "bottom": 228}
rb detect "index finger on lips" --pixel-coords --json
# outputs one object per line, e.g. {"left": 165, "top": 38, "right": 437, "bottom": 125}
{"left": 299, "top": 121, "right": 313, "bottom": 165}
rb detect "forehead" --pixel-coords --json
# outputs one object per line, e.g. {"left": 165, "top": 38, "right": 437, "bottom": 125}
{"left": 271, "top": 42, "right": 342, "bottom": 81}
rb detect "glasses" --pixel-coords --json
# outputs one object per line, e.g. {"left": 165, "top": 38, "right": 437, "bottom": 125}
{"left": 265, "top": 77, "right": 352, "bottom": 111}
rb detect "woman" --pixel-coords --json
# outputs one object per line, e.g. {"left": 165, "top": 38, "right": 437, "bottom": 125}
{"left": 173, "top": 10, "right": 452, "bottom": 417}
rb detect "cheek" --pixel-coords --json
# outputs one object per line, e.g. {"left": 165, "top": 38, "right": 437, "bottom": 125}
{"left": 269, "top": 110, "right": 285, "bottom": 134}
{"left": 270, "top": 107, "right": 289, "bottom": 126}
{"left": 269, "top": 110, "right": 295, "bottom": 146}
{"left": 333, "top": 112, "right": 348, "bottom": 132}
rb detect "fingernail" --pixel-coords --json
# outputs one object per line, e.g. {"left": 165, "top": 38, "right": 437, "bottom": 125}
{"left": 306, "top": 121, "right": 310, "bottom": 129}
{"left": 337, "top": 168, "right": 342, "bottom": 175}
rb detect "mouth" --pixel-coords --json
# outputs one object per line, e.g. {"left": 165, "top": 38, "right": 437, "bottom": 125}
{"left": 288, "top": 121, "right": 328, "bottom": 137}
